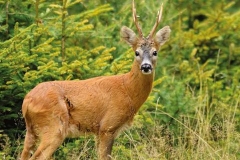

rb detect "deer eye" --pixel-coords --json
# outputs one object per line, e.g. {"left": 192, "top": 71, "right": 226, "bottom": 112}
{"left": 135, "top": 51, "right": 140, "bottom": 56}
{"left": 153, "top": 51, "right": 158, "bottom": 56}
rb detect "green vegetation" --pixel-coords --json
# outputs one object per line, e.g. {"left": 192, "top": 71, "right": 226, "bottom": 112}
{"left": 0, "top": 0, "right": 239, "bottom": 159}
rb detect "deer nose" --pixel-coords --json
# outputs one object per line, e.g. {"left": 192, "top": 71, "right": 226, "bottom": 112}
{"left": 141, "top": 63, "right": 152, "bottom": 74}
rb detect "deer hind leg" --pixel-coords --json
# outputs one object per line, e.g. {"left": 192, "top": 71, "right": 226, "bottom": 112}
{"left": 20, "top": 128, "right": 37, "bottom": 160}
{"left": 30, "top": 110, "right": 69, "bottom": 159}
{"left": 29, "top": 119, "right": 67, "bottom": 160}
{"left": 29, "top": 132, "right": 64, "bottom": 160}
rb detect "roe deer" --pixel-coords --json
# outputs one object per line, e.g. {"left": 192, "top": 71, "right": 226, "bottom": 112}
{"left": 20, "top": 1, "right": 171, "bottom": 159}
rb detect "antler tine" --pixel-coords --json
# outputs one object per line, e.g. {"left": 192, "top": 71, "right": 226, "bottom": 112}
{"left": 147, "top": 3, "right": 163, "bottom": 39}
{"left": 132, "top": 0, "right": 143, "bottom": 38}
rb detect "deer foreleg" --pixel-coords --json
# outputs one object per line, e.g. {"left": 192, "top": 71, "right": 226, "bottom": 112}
{"left": 97, "top": 131, "right": 115, "bottom": 160}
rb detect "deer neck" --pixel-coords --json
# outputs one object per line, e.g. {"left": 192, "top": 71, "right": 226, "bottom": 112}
{"left": 123, "top": 59, "right": 154, "bottom": 111}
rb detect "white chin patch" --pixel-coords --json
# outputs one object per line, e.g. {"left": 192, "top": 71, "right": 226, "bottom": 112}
{"left": 141, "top": 70, "right": 152, "bottom": 75}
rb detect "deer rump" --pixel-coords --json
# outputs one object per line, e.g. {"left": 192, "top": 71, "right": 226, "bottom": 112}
{"left": 22, "top": 74, "right": 139, "bottom": 139}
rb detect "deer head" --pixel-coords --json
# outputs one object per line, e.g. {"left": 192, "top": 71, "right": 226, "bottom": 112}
{"left": 121, "top": 0, "right": 171, "bottom": 75}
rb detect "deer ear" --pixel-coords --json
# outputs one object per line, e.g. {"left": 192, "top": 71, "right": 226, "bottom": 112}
{"left": 155, "top": 26, "right": 171, "bottom": 46}
{"left": 120, "top": 26, "right": 138, "bottom": 46}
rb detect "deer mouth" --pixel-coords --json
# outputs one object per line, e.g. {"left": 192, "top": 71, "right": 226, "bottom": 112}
{"left": 141, "top": 69, "right": 152, "bottom": 74}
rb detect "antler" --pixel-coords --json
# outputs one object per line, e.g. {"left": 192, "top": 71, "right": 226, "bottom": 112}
{"left": 147, "top": 3, "right": 163, "bottom": 39}
{"left": 132, "top": 0, "right": 143, "bottom": 38}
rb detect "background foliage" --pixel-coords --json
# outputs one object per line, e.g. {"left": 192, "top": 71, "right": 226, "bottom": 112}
{"left": 0, "top": 0, "right": 239, "bottom": 159}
